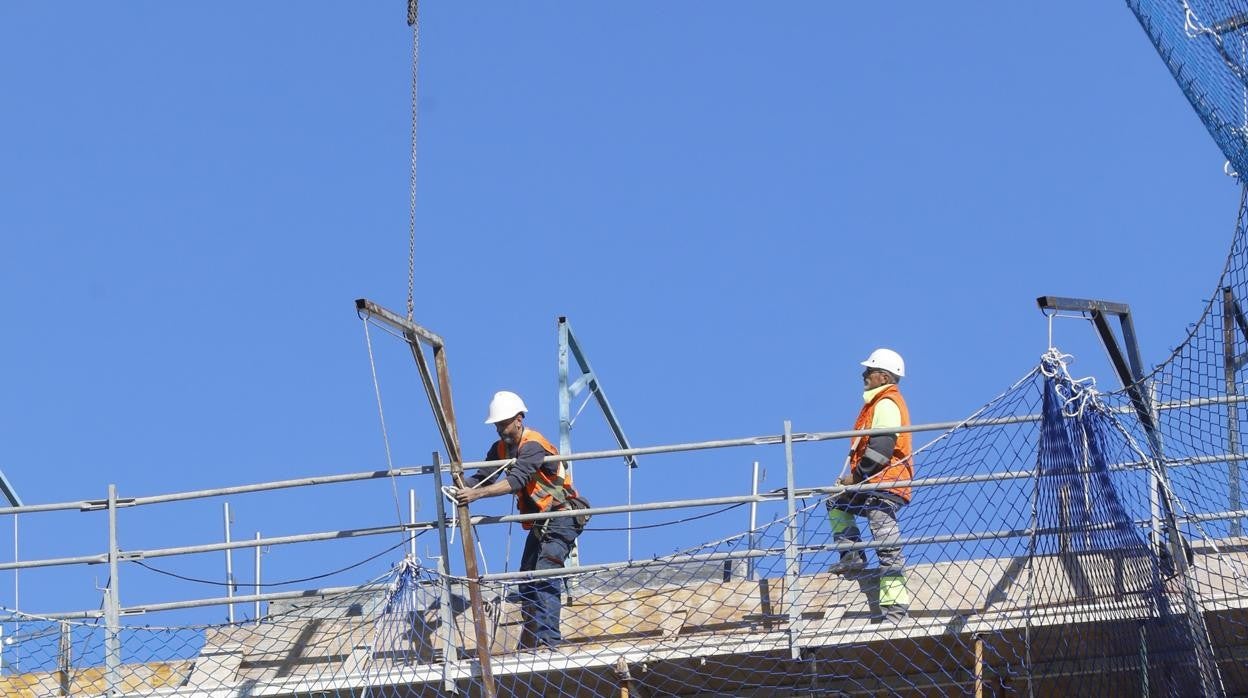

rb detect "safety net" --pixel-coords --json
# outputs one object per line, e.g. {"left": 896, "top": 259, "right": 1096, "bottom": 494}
{"left": 1128, "top": 0, "right": 1248, "bottom": 177}
{"left": 4, "top": 196, "right": 1248, "bottom": 694}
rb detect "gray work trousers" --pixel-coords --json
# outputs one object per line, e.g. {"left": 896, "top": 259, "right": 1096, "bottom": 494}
{"left": 826, "top": 493, "right": 906, "bottom": 574}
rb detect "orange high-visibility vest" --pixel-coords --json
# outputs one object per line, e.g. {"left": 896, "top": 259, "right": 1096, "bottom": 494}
{"left": 489, "top": 428, "right": 580, "bottom": 529}
{"left": 849, "top": 385, "right": 913, "bottom": 503}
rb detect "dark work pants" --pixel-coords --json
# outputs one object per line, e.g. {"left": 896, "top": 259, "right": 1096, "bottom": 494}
{"left": 518, "top": 513, "right": 580, "bottom": 647}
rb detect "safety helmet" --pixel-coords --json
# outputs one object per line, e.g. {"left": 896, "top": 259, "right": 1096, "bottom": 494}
{"left": 861, "top": 348, "right": 905, "bottom": 378}
{"left": 484, "top": 390, "right": 528, "bottom": 424}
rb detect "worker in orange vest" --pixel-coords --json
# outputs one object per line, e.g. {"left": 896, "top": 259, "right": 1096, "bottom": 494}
{"left": 454, "top": 390, "right": 588, "bottom": 648}
{"left": 826, "top": 349, "right": 912, "bottom": 623}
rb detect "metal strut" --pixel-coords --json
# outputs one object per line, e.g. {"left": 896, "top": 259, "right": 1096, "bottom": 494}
{"left": 355, "top": 299, "right": 497, "bottom": 698}
{"left": 557, "top": 316, "right": 640, "bottom": 562}
{"left": 1223, "top": 287, "right": 1248, "bottom": 536}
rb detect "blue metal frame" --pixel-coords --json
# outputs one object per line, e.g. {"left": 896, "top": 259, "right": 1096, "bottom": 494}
{"left": 557, "top": 317, "right": 639, "bottom": 469}
{"left": 557, "top": 316, "right": 639, "bottom": 560}
{"left": 0, "top": 470, "right": 21, "bottom": 508}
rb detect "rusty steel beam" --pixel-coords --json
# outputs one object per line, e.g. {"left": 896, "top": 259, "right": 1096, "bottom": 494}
{"left": 354, "top": 298, "right": 497, "bottom": 697}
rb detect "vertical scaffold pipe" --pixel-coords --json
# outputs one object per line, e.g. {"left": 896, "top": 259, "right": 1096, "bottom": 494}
{"left": 556, "top": 319, "right": 584, "bottom": 574}
{"left": 748, "top": 460, "right": 760, "bottom": 581}
{"left": 105, "top": 484, "right": 121, "bottom": 695}
{"left": 1223, "top": 287, "right": 1242, "bottom": 537}
{"left": 432, "top": 453, "right": 460, "bottom": 694}
{"left": 782, "top": 421, "right": 802, "bottom": 660}
{"left": 223, "top": 502, "right": 235, "bottom": 624}
{"left": 57, "top": 622, "right": 70, "bottom": 696}
{"left": 12, "top": 514, "right": 17, "bottom": 619}
{"left": 408, "top": 489, "right": 419, "bottom": 560}
{"left": 253, "top": 532, "right": 262, "bottom": 625}
{"left": 1140, "top": 411, "right": 1224, "bottom": 695}
{"left": 974, "top": 634, "right": 984, "bottom": 698}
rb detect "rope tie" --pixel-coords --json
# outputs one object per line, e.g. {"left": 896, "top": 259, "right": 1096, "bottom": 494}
{"left": 1040, "top": 348, "right": 1099, "bottom": 417}
{"left": 1183, "top": 0, "right": 1209, "bottom": 39}
{"left": 439, "top": 459, "right": 514, "bottom": 553}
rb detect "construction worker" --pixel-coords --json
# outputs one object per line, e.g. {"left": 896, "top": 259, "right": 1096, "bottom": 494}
{"left": 453, "top": 390, "right": 588, "bottom": 649}
{"left": 826, "top": 348, "right": 913, "bottom": 623}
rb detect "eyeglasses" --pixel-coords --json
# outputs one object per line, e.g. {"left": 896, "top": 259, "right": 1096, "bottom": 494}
{"left": 862, "top": 368, "right": 887, "bottom": 378}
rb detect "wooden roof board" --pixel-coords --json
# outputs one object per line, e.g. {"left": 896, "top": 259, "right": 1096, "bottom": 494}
{"left": 8, "top": 540, "right": 1246, "bottom": 696}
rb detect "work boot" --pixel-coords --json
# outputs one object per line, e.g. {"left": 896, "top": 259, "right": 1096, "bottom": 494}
{"left": 827, "top": 553, "right": 867, "bottom": 575}
{"left": 875, "top": 605, "right": 909, "bottom": 624}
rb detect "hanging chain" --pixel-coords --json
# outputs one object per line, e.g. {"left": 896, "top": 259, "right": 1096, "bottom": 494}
{"left": 406, "top": 0, "right": 420, "bottom": 321}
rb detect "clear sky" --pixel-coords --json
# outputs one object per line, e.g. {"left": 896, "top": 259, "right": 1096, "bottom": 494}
{"left": 1, "top": 3, "right": 1242, "bottom": 625}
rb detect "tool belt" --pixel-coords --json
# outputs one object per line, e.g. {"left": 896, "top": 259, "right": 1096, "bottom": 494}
{"left": 565, "top": 494, "right": 592, "bottom": 529}
{"left": 533, "top": 495, "right": 591, "bottom": 540}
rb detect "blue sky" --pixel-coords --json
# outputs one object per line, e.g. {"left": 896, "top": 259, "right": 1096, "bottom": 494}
{"left": 0, "top": 2, "right": 1242, "bottom": 625}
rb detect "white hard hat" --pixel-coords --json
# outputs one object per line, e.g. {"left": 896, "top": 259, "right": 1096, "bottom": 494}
{"left": 484, "top": 390, "right": 528, "bottom": 424}
{"left": 861, "top": 348, "right": 905, "bottom": 378}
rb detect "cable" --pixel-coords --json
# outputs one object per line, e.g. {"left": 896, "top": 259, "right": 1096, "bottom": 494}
{"left": 362, "top": 316, "right": 408, "bottom": 535}
{"left": 585, "top": 503, "right": 747, "bottom": 531}
{"left": 130, "top": 532, "right": 424, "bottom": 588}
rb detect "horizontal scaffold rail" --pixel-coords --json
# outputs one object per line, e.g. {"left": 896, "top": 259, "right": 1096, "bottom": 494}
{"left": 3, "top": 450, "right": 1243, "bottom": 580}
{"left": 1, "top": 391, "right": 1243, "bottom": 518}
{"left": 5, "top": 391, "right": 1247, "bottom": 622}
{"left": 7, "top": 492, "right": 1246, "bottom": 619}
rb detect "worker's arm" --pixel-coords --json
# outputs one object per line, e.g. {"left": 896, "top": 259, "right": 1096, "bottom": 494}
{"left": 460, "top": 444, "right": 506, "bottom": 489}
{"left": 456, "top": 479, "right": 512, "bottom": 504}
{"left": 454, "top": 441, "right": 550, "bottom": 505}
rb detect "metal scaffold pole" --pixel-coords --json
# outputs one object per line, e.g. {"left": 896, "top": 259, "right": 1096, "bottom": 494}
{"left": 408, "top": 489, "right": 419, "bottom": 560}
{"left": 253, "top": 532, "right": 262, "bottom": 625}
{"left": 1223, "top": 287, "right": 1244, "bottom": 537}
{"left": 782, "top": 421, "right": 802, "bottom": 660}
{"left": 223, "top": 502, "right": 235, "bottom": 624}
{"left": 57, "top": 622, "right": 71, "bottom": 695}
{"left": 105, "top": 484, "right": 121, "bottom": 695}
{"left": 748, "top": 460, "right": 760, "bottom": 580}
{"left": 432, "top": 452, "right": 460, "bottom": 694}
{"left": 557, "top": 316, "right": 639, "bottom": 560}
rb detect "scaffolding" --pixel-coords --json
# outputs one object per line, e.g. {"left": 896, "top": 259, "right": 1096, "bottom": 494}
{"left": 0, "top": 313, "right": 1246, "bottom": 695}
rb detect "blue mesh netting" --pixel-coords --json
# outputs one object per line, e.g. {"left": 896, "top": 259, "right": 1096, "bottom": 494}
{"left": 1128, "top": 0, "right": 1248, "bottom": 175}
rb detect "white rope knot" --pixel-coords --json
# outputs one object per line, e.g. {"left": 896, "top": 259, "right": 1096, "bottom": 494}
{"left": 1183, "top": 0, "right": 1209, "bottom": 39}
{"left": 1040, "top": 348, "right": 1099, "bottom": 417}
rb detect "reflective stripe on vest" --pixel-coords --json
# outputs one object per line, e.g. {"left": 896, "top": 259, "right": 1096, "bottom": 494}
{"left": 490, "top": 428, "right": 580, "bottom": 529}
{"left": 849, "top": 385, "right": 913, "bottom": 503}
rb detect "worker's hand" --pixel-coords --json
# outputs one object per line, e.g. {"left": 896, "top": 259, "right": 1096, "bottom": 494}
{"left": 837, "top": 474, "right": 854, "bottom": 487}
{"left": 452, "top": 486, "right": 481, "bottom": 506}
